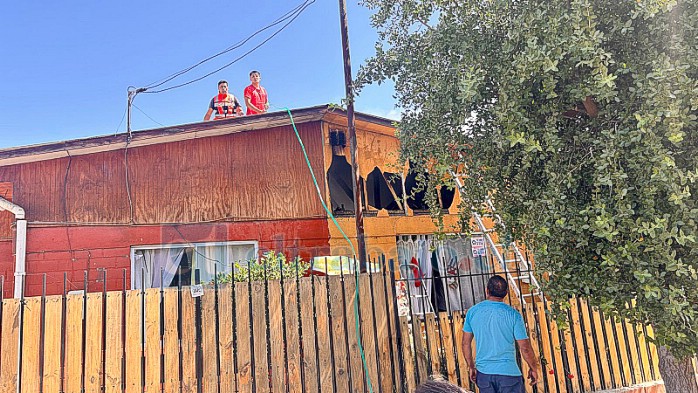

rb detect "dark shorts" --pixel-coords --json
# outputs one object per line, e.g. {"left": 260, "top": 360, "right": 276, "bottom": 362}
{"left": 476, "top": 371, "right": 525, "bottom": 393}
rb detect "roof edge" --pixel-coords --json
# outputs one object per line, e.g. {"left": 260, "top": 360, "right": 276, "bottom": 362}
{"left": 0, "top": 104, "right": 398, "bottom": 167}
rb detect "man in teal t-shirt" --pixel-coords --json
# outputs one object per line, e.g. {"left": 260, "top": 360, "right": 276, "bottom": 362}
{"left": 462, "top": 275, "right": 539, "bottom": 393}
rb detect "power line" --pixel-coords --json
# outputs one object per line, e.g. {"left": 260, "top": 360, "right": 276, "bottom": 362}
{"left": 144, "top": 0, "right": 311, "bottom": 90}
{"left": 142, "top": 0, "right": 314, "bottom": 94}
{"left": 115, "top": 107, "right": 127, "bottom": 134}
{"left": 132, "top": 104, "right": 164, "bottom": 126}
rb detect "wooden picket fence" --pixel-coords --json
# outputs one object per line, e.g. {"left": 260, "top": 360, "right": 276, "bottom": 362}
{"left": 400, "top": 297, "right": 662, "bottom": 393}
{"left": 0, "top": 263, "right": 675, "bottom": 393}
{"left": 0, "top": 272, "right": 401, "bottom": 393}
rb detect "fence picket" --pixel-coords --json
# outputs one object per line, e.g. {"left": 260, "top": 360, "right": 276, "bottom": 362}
{"left": 328, "top": 275, "right": 350, "bottom": 392}
{"left": 251, "top": 280, "right": 269, "bottom": 393}
{"left": 21, "top": 297, "right": 41, "bottom": 393}
{"left": 84, "top": 293, "right": 104, "bottom": 393}
{"left": 522, "top": 304, "right": 539, "bottom": 393}
{"left": 358, "top": 274, "right": 380, "bottom": 393}
{"left": 299, "top": 277, "right": 319, "bottom": 393}
{"left": 180, "top": 289, "right": 197, "bottom": 392}
{"left": 635, "top": 323, "right": 652, "bottom": 383}
{"left": 43, "top": 296, "right": 63, "bottom": 393}
{"left": 398, "top": 316, "right": 417, "bottom": 392}
{"left": 451, "top": 313, "right": 470, "bottom": 390}
{"left": 163, "top": 288, "right": 180, "bottom": 393}
{"left": 217, "top": 285, "right": 233, "bottom": 393}
{"left": 0, "top": 299, "right": 19, "bottom": 393}
{"left": 588, "top": 304, "right": 612, "bottom": 390}
{"left": 283, "top": 280, "right": 302, "bottom": 393}
{"left": 65, "top": 294, "right": 85, "bottom": 393}
{"left": 143, "top": 289, "right": 161, "bottom": 393}
{"left": 625, "top": 319, "right": 644, "bottom": 384}
{"left": 569, "top": 299, "right": 592, "bottom": 392}
{"left": 201, "top": 287, "right": 218, "bottom": 393}
{"left": 371, "top": 273, "right": 392, "bottom": 393}
{"left": 439, "top": 312, "right": 458, "bottom": 383}
{"left": 234, "top": 281, "right": 252, "bottom": 391}
{"left": 104, "top": 292, "right": 123, "bottom": 393}
{"left": 267, "top": 279, "right": 285, "bottom": 393}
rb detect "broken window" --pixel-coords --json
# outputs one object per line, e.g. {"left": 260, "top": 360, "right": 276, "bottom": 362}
{"left": 327, "top": 155, "right": 366, "bottom": 215}
{"left": 366, "top": 167, "right": 403, "bottom": 211}
{"left": 385, "top": 171, "right": 405, "bottom": 208}
{"left": 405, "top": 165, "right": 456, "bottom": 211}
{"left": 439, "top": 183, "right": 455, "bottom": 210}
{"left": 405, "top": 169, "right": 429, "bottom": 211}
{"left": 131, "top": 241, "right": 257, "bottom": 289}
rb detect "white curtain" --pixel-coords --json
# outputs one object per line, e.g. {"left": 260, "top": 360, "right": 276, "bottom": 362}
{"left": 194, "top": 244, "right": 255, "bottom": 283}
{"left": 133, "top": 248, "right": 185, "bottom": 289}
{"left": 438, "top": 237, "right": 487, "bottom": 311}
{"left": 195, "top": 245, "right": 225, "bottom": 283}
{"left": 397, "top": 235, "right": 433, "bottom": 315}
{"left": 227, "top": 244, "right": 257, "bottom": 267}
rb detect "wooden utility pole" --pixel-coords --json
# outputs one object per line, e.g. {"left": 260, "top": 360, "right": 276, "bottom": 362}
{"left": 338, "top": 0, "right": 367, "bottom": 267}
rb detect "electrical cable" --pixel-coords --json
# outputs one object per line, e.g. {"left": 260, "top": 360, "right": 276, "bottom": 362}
{"left": 123, "top": 141, "right": 135, "bottom": 224}
{"left": 115, "top": 107, "right": 127, "bottom": 134}
{"left": 281, "top": 106, "right": 374, "bottom": 393}
{"left": 143, "top": 0, "right": 314, "bottom": 94}
{"left": 132, "top": 104, "right": 165, "bottom": 127}
{"left": 143, "top": 0, "right": 312, "bottom": 90}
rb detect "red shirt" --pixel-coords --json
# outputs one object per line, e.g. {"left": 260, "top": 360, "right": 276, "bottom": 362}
{"left": 244, "top": 84, "right": 268, "bottom": 115}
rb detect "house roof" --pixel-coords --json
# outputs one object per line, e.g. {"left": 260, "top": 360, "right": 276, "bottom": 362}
{"left": 0, "top": 104, "right": 397, "bottom": 166}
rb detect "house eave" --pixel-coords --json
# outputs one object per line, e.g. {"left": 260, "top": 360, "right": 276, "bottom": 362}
{"left": 0, "top": 104, "right": 397, "bottom": 167}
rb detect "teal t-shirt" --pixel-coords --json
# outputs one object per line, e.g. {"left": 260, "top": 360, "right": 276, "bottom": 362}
{"left": 463, "top": 300, "right": 528, "bottom": 376}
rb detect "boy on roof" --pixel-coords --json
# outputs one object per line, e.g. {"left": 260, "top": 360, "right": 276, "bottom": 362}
{"left": 244, "top": 70, "right": 269, "bottom": 115}
{"left": 204, "top": 80, "right": 243, "bottom": 121}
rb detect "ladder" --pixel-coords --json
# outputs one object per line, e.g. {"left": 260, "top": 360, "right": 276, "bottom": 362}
{"left": 450, "top": 172, "right": 543, "bottom": 304}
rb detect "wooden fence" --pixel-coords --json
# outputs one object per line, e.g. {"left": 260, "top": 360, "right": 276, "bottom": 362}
{"left": 0, "top": 262, "right": 677, "bottom": 393}
{"left": 0, "top": 271, "right": 400, "bottom": 393}
{"left": 399, "top": 298, "right": 662, "bottom": 393}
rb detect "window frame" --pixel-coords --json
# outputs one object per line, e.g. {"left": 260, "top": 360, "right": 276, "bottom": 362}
{"left": 130, "top": 240, "right": 259, "bottom": 289}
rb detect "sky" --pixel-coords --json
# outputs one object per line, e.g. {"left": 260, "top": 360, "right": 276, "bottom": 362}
{"left": 0, "top": 1, "right": 398, "bottom": 149}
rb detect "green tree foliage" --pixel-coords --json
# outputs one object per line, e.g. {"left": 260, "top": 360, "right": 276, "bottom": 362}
{"left": 358, "top": 0, "right": 697, "bottom": 370}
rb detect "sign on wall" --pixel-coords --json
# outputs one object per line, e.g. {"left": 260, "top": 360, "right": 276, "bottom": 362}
{"left": 471, "top": 237, "right": 486, "bottom": 257}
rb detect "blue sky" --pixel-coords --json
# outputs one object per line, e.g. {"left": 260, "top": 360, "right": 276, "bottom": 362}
{"left": 0, "top": 1, "right": 398, "bottom": 148}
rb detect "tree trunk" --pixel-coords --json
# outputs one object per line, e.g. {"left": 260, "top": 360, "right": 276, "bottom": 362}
{"left": 657, "top": 346, "right": 698, "bottom": 393}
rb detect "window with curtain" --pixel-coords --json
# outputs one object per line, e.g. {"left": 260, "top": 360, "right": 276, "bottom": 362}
{"left": 131, "top": 241, "right": 257, "bottom": 289}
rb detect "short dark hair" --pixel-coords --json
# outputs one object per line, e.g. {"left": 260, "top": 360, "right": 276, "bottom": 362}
{"left": 249, "top": 70, "right": 260, "bottom": 77}
{"left": 415, "top": 377, "right": 468, "bottom": 393}
{"left": 487, "top": 275, "right": 508, "bottom": 298}
{"left": 217, "top": 80, "right": 228, "bottom": 86}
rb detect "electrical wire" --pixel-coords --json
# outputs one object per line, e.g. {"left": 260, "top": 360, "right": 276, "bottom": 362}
{"left": 281, "top": 106, "right": 374, "bottom": 393}
{"left": 115, "top": 107, "right": 127, "bottom": 134}
{"left": 143, "top": 0, "right": 312, "bottom": 90}
{"left": 132, "top": 104, "right": 164, "bottom": 127}
{"left": 143, "top": 0, "right": 314, "bottom": 94}
{"left": 123, "top": 141, "right": 135, "bottom": 224}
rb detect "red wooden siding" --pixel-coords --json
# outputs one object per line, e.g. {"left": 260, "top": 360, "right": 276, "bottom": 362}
{"left": 0, "top": 122, "right": 326, "bottom": 224}
{"left": 0, "top": 182, "right": 14, "bottom": 239}
{"left": 0, "top": 218, "right": 330, "bottom": 298}
{"left": 0, "top": 120, "right": 332, "bottom": 297}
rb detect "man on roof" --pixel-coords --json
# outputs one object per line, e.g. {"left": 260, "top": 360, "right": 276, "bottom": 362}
{"left": 203, "top": 80, "right": 243, "bottom": 121}
{"left": 244, "top": 70, "right": 269, "bottom": 115}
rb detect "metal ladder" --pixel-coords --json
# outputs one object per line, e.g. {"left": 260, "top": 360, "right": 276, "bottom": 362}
{"left": 450, "top": 172, "right": 543, "bottom": 304}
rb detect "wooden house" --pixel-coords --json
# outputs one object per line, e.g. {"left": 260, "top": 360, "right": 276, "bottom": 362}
{"left": 0, "top": 105, "right": 466, "bottom": 298}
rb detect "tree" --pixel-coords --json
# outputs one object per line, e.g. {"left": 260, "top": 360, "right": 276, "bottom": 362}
{"left": 357, "top": 0, "right": 698, "bottom": 391}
